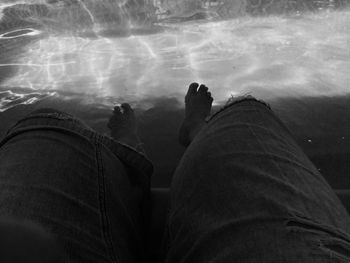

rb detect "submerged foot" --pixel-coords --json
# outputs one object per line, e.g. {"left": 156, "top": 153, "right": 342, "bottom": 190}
{"left": 108, "top": 103, "right": 141, "bottom": 149}
{"left": 179, "top": 83, "right": 213, "bottom": 147}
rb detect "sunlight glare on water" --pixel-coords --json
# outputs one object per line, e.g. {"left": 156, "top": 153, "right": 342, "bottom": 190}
{"left": 0, "top": 1, "right": 350, "bottom": 111}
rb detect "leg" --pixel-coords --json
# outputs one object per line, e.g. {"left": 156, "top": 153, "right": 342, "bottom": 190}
{"left": 0, "top": 107, "right": 152, "bottom": 263}
{"left": 165, "top": 84, "right": 350, "bottom": 262}
{"left": 179, "top": 83, "right": 213, "bottom": 147}
{"left": 108, "top": 103, "right": 143, "bottom": 151}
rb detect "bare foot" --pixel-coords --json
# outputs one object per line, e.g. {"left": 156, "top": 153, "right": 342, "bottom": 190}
{"left": 107, "top": 103, "right": 141, "bottom": 149}
{"left": 179, "top": 83, "right": 213, "bottom": 146}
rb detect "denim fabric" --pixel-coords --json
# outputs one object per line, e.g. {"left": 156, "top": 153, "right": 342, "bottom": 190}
{"left": 165, "top": 99, "right": 350, "bottom": 263}
{"left": 0, "top": 109, "right": 152, "bottom": 263}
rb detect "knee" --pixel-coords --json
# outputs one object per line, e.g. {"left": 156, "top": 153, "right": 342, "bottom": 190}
{"left": 27, "top": 108, "right": 77, "bottom": 121}
{"left": 29, "top": 108, "right": 69, "bottom": 116}
{"left": 25, "top": 108, "right": 92, "bottom": 131}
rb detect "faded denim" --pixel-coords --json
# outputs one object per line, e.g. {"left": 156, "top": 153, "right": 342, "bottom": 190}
{"left": 164, "top": 99, "right": 350, "bottom": 263}
{"left": 1, "top": 99, "right": 350, "bottom": 263}
{"left": 0, "top": 109, "right": 152, "bottom": 263}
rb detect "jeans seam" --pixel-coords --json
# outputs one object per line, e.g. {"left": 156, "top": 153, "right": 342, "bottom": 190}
{"left": 95, "top": 137, "right": 120, "bottom": 263}
{"left": 252, "top": 103, "right": 292, "bottom": 185}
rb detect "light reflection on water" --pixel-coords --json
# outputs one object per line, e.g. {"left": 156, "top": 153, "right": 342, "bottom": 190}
{"left": 1, "top": 10, "right": 350, "bottom": 111}
{"left": 0, "top": 1, "right": 349, "bottom": 112}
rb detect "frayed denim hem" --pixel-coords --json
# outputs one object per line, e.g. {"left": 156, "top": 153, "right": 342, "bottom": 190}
{"left": 206, "top": 95, "right": 271, "bottom": 123}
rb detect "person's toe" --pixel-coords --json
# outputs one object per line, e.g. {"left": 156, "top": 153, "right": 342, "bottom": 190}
{"left": 187, "top": 83, "right": 199, "bottom": 96}
{"left": 114, "top": 106, "right": 121, "bottom": 114}
{"left": 121, "top": 103, "right": 133, "bottom": 114}
{"left": 198, "top": 84, "right": 208, "bottom": 93}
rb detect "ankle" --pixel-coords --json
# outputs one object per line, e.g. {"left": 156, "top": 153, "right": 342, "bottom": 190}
{"left": 179, "top": 119, "right": 206, "bottom": 146}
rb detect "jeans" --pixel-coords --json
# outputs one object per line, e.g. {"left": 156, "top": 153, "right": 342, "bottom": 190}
{"left": 0, "top": 99, "right": 350, "bottom": 263}
{"left": 0, "top": 109, "right": 152, "bottom": 263}
{"left": 165, "top": 99, "right": 350, "bottom": 262}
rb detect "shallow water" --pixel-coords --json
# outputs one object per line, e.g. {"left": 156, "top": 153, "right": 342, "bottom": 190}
{"left": 1, "top": 1, "right": 350, "bottom": 110}
{"left": 0, "top": 0, "right": 350, "bottom": 187}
